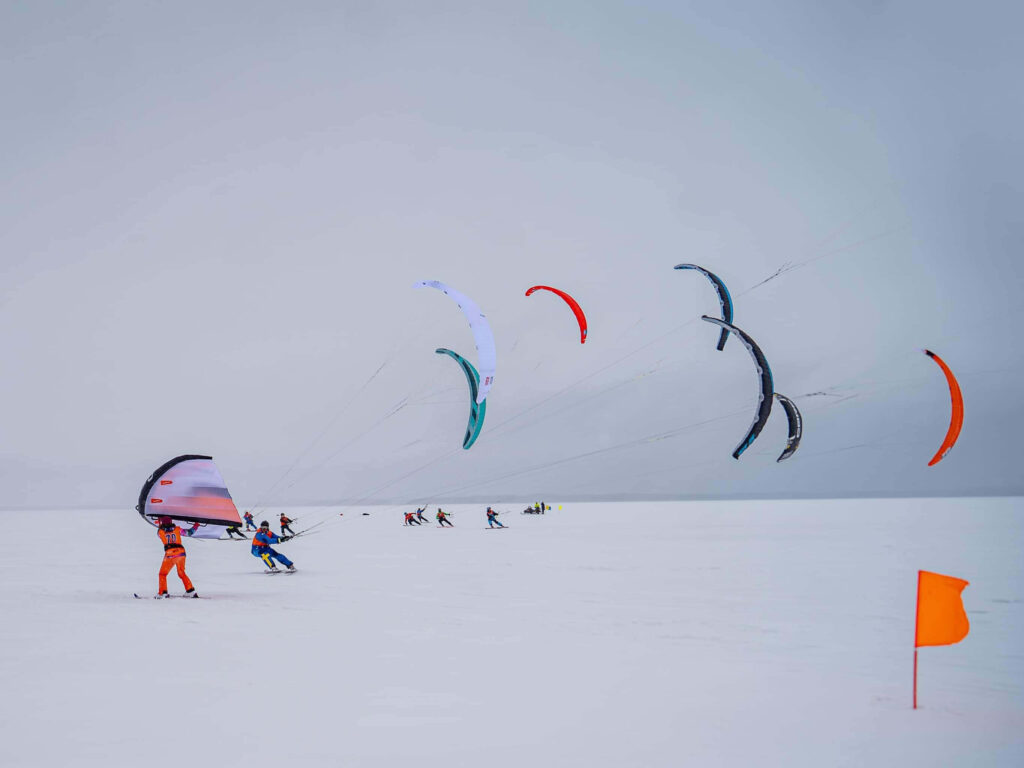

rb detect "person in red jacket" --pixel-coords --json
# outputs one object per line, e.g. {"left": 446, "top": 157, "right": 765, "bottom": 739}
{"left": 279, "top": 513, "right": 296, "bottom": 536}
{"left": 156, "top": 516, "right": 200, "bottom": 598}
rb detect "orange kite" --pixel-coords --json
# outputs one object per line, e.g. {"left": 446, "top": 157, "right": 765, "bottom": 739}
{"left": 924, "top": 350, "right": 964, "bottom": 466}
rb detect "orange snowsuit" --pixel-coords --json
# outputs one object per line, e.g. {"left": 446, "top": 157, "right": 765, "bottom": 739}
{"left": 158, "top": 525, "right": 195, "bottom": 594}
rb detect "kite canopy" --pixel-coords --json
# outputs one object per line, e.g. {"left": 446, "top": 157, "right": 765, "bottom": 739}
{"left": 136, "top": 455, "right": 243, "bottom": 528}
{"left": 525, "top": 285, "right": 588, "bottom": 344}
{"left": 414, "top": 280, "right": 496, "bottom": 403}
{"left": 924, "top": 349, "right": 964, "bottom": 466}
{"left": 674, "top": 264, "right": 733, "bottom": 351}
{"left": 773, "top": 393, "right": 803, "bottom": 462}
{"left": 701, "top": 316, "right": 774, "bottom": 459}
{"left": 435, "top": 348, "right": 487, "bottom": 449}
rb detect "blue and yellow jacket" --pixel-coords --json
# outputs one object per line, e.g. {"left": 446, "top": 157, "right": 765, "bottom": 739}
{"left": 251, "top": 529, "right": 282, "bottom": 556}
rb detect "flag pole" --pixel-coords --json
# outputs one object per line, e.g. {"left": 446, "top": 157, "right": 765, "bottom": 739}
{"left": 913, "top": 570, "right": 922, "bottom": 709}
{"left": 913, "top": 648, "right": 918, "bottom": 709}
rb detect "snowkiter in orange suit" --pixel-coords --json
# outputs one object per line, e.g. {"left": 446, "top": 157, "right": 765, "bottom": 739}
{"left": 279, "top": 513, "right": 296, "bottom": 536}
{"left": 156, "top": 516, "right": 200, "bottom": 598}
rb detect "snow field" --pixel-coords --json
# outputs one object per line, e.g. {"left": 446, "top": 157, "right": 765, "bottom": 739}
{"left": 0, "top": 498, "right": 1022, "bottom": 767}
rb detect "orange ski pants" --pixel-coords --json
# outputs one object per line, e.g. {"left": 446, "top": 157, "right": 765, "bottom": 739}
{"left": 159, "top": 550, "right": 194, "bottom": 594}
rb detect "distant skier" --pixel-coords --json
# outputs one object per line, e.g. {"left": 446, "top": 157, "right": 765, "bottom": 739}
{"left": 243, "top": 511, "right": 257, "bottom": 531}
{"left": 541, "top": 502, "right": 547, "bottom": 513}
{"left": 155, "top": 516, "right": 201, "bottom": 598}
{"left": 279, "top": 513, "right": 296, "bottom": 536}
{"left": 404, "top": 511, "right": 422, "bottom": 526}
{"left": 415, "top": 507, "right": 429, "bottom": 524}
{"left": 437, "top": 508, "right": 454, "bottom": 527}
{"left": 225, "top": 524, "right": 247, "bottom": 539}
{"left": 486, "top": 507, "right": 505, "bottom": 528}
{"left": 252, "top": 521, "right": 295, "bottom": 572}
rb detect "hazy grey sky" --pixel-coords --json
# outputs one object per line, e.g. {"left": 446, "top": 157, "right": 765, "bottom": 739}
{"left": 2, "top": 1, "right": 1022, "bottom": 508}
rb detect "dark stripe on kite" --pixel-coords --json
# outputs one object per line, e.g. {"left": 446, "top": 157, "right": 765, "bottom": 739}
{"left": 701, "top": 316, "right": 773, "bottom": 459}
{"left": 675, "top": 264, "right": 734, "bottom": 351}
{"left": 773, "top": 393, "right": 803, "bottom": 462}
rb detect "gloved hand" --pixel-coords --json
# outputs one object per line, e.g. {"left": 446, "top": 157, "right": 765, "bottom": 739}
{"left": 280, "top": 535, "right": 292, "bottom": 542}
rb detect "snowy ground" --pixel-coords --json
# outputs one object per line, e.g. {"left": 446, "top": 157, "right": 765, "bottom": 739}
{"left": 1, "top": 498, "right": 1022, "bottom": 767}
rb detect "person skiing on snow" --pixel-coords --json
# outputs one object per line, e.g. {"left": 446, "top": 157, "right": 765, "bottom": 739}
{"left": 279, "top": 513, "right": 296, "bottom": 536}
{"left": 415, "top": 507, "right": 429, "bottom": 524}
{"left": 486, "top": 507, "right": 505, "bottom": 528}
{"left": 155, "top": 516, "right": 201, "bottom": 598}
{"left": 404, "top": 511, "right": 422, "bottom": 526}
{"left": 224, "top": 524, "right": 246, "bottom": 539}
{"left": 243, "top": 511, "right": 257, "bottom": 531}
{"left": 436, "top": 508, "right": 453, "bottom": 527}
{"left": 252, "top": 521, "right": 295, "bottom": 572}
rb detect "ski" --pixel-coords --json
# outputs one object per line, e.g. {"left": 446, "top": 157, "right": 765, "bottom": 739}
{"left": 133, "top": 593, "right": 205, "bottom": 599}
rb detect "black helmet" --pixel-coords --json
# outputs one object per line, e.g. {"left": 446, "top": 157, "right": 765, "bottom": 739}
{"left": 260, "top": 520, "right": 270, "bottom": 527}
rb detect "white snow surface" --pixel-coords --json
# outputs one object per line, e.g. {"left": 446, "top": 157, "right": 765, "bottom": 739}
{"left": 2, "top": 498, "right": 1022, "bottom": 767}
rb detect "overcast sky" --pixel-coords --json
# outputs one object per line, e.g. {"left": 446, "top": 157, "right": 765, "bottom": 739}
{"left": 2, "top": 1, "right": 1022, "bottom": 509}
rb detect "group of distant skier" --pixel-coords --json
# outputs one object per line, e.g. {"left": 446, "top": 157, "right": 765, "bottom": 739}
{"left": 151, "top": 510, "right": 299, "bottom": 598}
{"left": 403, "top": 502, "right": 550, "bottom": 528}
{"left": 403, "top": 507, "right": 457, "bottom": 526}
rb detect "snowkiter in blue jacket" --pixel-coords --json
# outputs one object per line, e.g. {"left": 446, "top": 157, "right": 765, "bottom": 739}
{"left": 251, "top": 521, "right": 295, "bottom": 571}
{"left": 486, "top": 507, "right": 505, "bottom": 528}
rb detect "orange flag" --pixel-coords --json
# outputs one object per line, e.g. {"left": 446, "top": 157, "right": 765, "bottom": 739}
{"left": 915, "top": 570, "right": 969, "bottom": 647}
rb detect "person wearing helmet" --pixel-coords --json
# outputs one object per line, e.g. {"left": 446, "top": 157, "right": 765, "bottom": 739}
{"left": 436, "top": 508, "right": 453, "bottom": 527}
{"left": 251, "top": 520, "right": 295, "bottom": 572}
{"left": 279, "top": 513, "right": 296, "bottom": 536}
{"left": 155, "top": 516, "right": 201, "bottom": 598}
{"left": 243, "top": 510, "right": 257, "bottom": 531}
{"left": 415, "top": 507, "right": 429, "bottom": 524}
{"left": 486, "top": 507, "right": 505, "bottom": 528}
